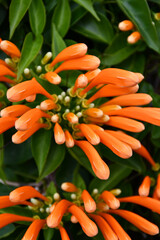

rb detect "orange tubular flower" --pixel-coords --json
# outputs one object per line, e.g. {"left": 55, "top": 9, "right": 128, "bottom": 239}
{"left": 54, "top": 122, "right": 65, "bottom": 144}
{"left": 58, "top": 225, "right": 70, "bottom": 240}
{"left": 7, "top": 78, "right": 53, "bottom": 102}
{"left": 0, "top": 76, "right": 14, "bottom": 84}
{"left": 40, "top": 99, "right": 57, "bottom": 111}
{"left": 61, "top": 182, "right": 78, "bottom": 192}
{"left": 138, "top": 176, "right": 151, "bottom": 196}
{"left": 9, "top": 186, "right": 49, "bottom": 202}
{"left": 44, "top": 72, "right": 61, "bottom": 84}
{"left": 47, "top": 200, "right": 73, "bottom": 228}
{"left": 0, "top": 105, "right": 31, "bottom": 117}
{"left": 99, "top": 213, "right": 131, "bottom": 240}
{"left": 75, "top": 140, "right": 110, "bottom": 180}
{"left": 0, "top": 213, "right": 34, "bottom": 228}
{"left": 0, "top": 40, "right": 21, "bottom": 58}
{"left": 68, "top": 205, "right": 98, "bottom": 237}
{"left": 134, "top": 144, "right": 157, "bottom": 166}
{"left": 15, "top": 108, "right": 50, "bottom": 131}
{"left": 22, "top": 219, "right": 46, "bottom": 240}
{"left": 50, "top": 43, "right": 88, "bottom": 67}
{"left": 0, "top": 196, "right": 33, "bottom": 208}
{"left": 108, "top": 209, "right": 159, "bottom": 235}
{"left": 0, "top": 117, "right": 17, "bottom": 134}
{"left": 118, "top": 20, "right": 134, "bottom": 31}
{"left": 66, "top": 112, "right": 78, "bottom": 124}
{"left": 89, "top": 214, "right": 118, "bottom": 240}
{"left": 12, "top": 123, "right": 47, "bottom": 144}
{"left": 100, "top": 191, "right": 120, "bottom": 209}
{"left": 118, "top": 196, "right": 160, "bottom": 214}
{"left": 26, "top": 94, "right": 36, "bottom": 102}
{"left": 81, "top": 190, "right": 96, "bottom": 213}
{"left": 64, "top": 130, "right": 75, "bottom": 148}
{"left": 127, "top": 31, "right": 141, "bottom": 44}
{"left": 84, "top": 68, "right": 101, "bottom": 83}
{"left": 0, "top": 64, "right": 16, "bottom": 78}
{"left": 78, "top": 124, "right": 100, "bottom": 145}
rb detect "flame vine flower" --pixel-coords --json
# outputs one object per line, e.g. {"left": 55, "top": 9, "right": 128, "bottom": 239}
{"left": 0, "top": 182, "right": 159, "bottom": 239}
{"left": 0, "top": 39, "right": 160, "bottom": 180}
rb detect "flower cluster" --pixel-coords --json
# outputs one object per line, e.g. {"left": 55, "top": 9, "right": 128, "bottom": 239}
{"left": 118, "top": 20, "right": 141, "bottom": 44}
{"left": 0, "top": 39, "right": 160, "bottom": 180}
{"left": 0, "top": 182, "right": 159, "bottom": 240}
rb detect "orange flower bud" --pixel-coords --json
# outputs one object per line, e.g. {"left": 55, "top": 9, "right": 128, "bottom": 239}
{"left": 0, "top": 64, "right": 16, "bottom": 78}
{"left": 66, "top": 112, "right": 78, "bottom": 124}
{"left": 50, "top": 43, "right": 88, "bottom": 67}
{"left": 78, "top": 124, "right": 100, "bottom": 145}
{"left": 100, "top": 191, "right": 120, "bottom": 209}
{"left": 81, "top": 190, "right": 96, "bottom": 213}
{"left": 22, "top": 219, "right": 46, "bottom": 240}
{"left": 83, "top": 108, "right": 103, "bottom": 118}
{"left": 68, "top": 205, "right": 98, "bottom": 237}
{"left": 138, "top": 176, "right": 151, "bottom": 197}
{"left": 127, "top": 31, "right": 141, "bottom": 44}
{"left": 72, "top": 74, "right": 88, "bottom": 93}
{"left": 64, "top": 130, "right": 75, "bottom": 148}
{"left": 1, "top": 105, "right": 30, "bottom": 118}
{"left": 61, "top": 182, "right": 78, "bottom": 192}
{"left": 0, "top": 40, "right": 21, "bottom": 58}
{"left": 44, "top": 72, "right": 61, "bottom": 85}
{"left": 25, "top": 94, "right": 36, "bottom": 102}
{"left": 15, "top": 108, "right": 50, "bottom": 131}
{"left": 0, "top": 76, "right": 14, "bottom": 84}
{"left": 40, "top": 99, "right": 57, "bottom": 111}
{"left": 9, "top": 186, "right": 49, "bottom": 202}
{"left": 54, "top": 122, "right": 65, "bottom": 144}
{"left": 12, "top": 123, "right": 47, "bottom": 144}
{"left": 0, "top": 213, "right": 34, "bottom": 228}
{"left": 97, "top": 202, "right": 109, "bottom": 211}
{"left": 89, "top": 214, "right": 118, "bottom": 240}
{"left": 84, "top": 69, "right": 101, "bottom": 83}
{"left": 58, "top": 225, "right": 70, "bottom": 240}
{"left": 54, "top": 55, "right": 100, "bottom": 74}
{"left": 99, "top": 213, "right": 131, "bottom": 240}
{"left": 0, "top": 196, "right": 33, "bottom": 209}
{"left": 108, "top": 209, "right": 159, "bottom": 235}
{"left": 0, "top": 117, "right": 17, "bottom": 134}
{"left": 47, "top": 200, "right": 73, "bottom": 228}
{"left": 7, "top": 78, "right": 53, "bottom": 102}
{"left": 134, "top": 144, "right": 156, "bottom": 166}
{"left": 118, "top": 20, "right": 134, "bottom": 31}
{"left": 75, "top": 140, "right": 110, "bottom": 180}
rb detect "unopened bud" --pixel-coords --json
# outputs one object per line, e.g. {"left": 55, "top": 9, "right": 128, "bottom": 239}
{"left": 36, "top": 66, "right": 42, "bottom": 73}
{"left": 53, "top": 193, "right": 60, "bottom": 201}
{"left": 41, "top": 52, "right": 52, "bottom": 65}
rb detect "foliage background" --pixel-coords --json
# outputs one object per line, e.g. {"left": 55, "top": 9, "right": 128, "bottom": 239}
{"left": 0, "top": 0, "right": 160, "bottom": 239}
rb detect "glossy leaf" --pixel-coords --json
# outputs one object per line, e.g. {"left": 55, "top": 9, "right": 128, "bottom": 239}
{"left": 73, "top": 0, "right": 99, "bottom": 21}
{"left": 43, "top": 229, "right": 54, "bottom": 240}
{"left": 9, "top": 0, "right": 32, "bottom": 38}
{"left": 102, "top": 32, "right": 142, "bottom": 66}
{"left": 29, "top": 0, "right": 46, "bottom": 35}
{"left": 52, "top": 0, "right": 71, "bottom": 37}
{"left": 89, "top": 163, "right": 132, "bottom": 192}
{"left": 31, "top": 129, "right": 52, "bottom": 175}
{"left": 73, "top": 13, "right": 114, "bottom": 43}
{"left": 71, "top": 5, "right": 87, "bottom": 26}
{"left": 0, "top": 224, "right": 15, "bottom": 239}
{"left": 73, "top": 166, "right": 86, "bottom": 189}
{"left": 117, "top": 0, "right": 160, "bottom": 52}
{"left": 17, "top": 32, "right": 43, "bottom": 78}
{"left": 38, "top": 142, "right": 66, "bottom": 181}
{"left": 51, "top": 23, "right": 66, "bottom": 58}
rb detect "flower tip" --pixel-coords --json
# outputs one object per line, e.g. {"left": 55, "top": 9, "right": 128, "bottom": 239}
{"left": 127, "top": 32, "right": 141, "bottom": 44}
{"left": 118, "top": 20, "right": 134, "bottom": 31}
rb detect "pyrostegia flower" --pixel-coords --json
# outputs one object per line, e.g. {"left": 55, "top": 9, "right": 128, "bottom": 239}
{"left": 0, "top": 183, "right": 159, "bottom": 239}
{"left": 118, "top": 20, "right": 141, "bottom": 44}
{"left": 0, "top": 42, "right": 160, "bottom": 180}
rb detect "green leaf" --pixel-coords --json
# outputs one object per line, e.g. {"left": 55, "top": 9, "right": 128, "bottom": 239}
{"left": 29, "top": 0, "right": 46, "bottom": 35}
{"left": 46, "top": 181, "right": 57, "bottom": 196}
{"left": 17, "top": 32, "right": 43, "bottom": 78}
{"left": 9, "top": 0, "right": 32, "bottom": 38}
{"left": 71, "top": 5, "right": 87, "bottom": 26}
{"left": 31, "top": 129, "right": 52, "bottom": 175}
{"left": 117, "top": 0, "right": 160, "bottom": 52}
{"left": 43, "top": 228, "right": 54, "bottom": 240}
{"left": 51, "top": 23, "right": 66, "bottom": 58}
{"left": 73, "top": 166, "right": 86, "bottom": 189}
{"left": 39, "top": 142, "right": 66, "bottom": 181}
{"left": 73, "top": 0, "right": 100, "bottom": 21}
{"left": 73, "top": 13, "right": 114, "bottom": 44}
{"left": 0, "top": 224, "right": 15, "bottom": 239}
{"left": 89, "top": 163, "right": 132, "bottom": 192}
{"left": 102, "top": 32, "right": 142, "bottom": 66}
{"left": 68, "top": 146, "right": 96, "bottom": 177}
{"left": 52, "top": 0, "right": 71, "bottom": 37}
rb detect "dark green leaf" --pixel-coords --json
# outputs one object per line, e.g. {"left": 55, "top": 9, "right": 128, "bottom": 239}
{"left": 71, "top": 5, "right": 87, "bottom": 26}
{"left": 18, "top": 32, "right": 43, "bottom": 78}
{"left": 29, "top": 0, "right": 46, "bottom": 35}
{"left": 43, "top": 228, "right": 54, "bottom": 240}
{"left": 0, "top": 135, "right": 3, "bottom": 167}
{"left": 117, "top": 0, "right": 160, "bottom": 52}
{"left": 9, "top": 0, "right": 32, "bottom": 38}
{"left": 52, "top": 0, "right": 71, "bottom": 37}
{"left": 89, "top": 163, "right": 132, "bottom": 192}
{"left": 31, "top": 129, "right": 52, "bottom": 175}
{"left": 102, "top": 32, "right": 142, "bottom": 66}
{"left": 73, "top": 166, "right": 86, "bottom": 189}
{"left": 0, "top": 224, "right": 15, "bottom": 239}
{"left": 73, "top": 0, "right": 100, "bottom": 21}
{"left": 73, "top": 13, "right": 114, "bottom": 43}
{"left": 0, "top": 206, "right": 33, "bottom": 217}
{"left": 46, "top": 181, "right": 57, "bottom": 196}
{"left": 39, "top": 142, "right": 66, "bottom": 180}
{"left": 51, "top": 23, "right": 66, "bottom": 58}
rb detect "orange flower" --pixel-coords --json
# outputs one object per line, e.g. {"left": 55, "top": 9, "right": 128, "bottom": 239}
{"left": 1, "top": 105, "right": 31, "bottom": 117}
{"left": 0, "top": 196, "right": 33, "bottom": 208}
{"left": 118, "top": 20, "right": 134, "bottom": 31}
{"left": 81, "top": 190, "right": 96, "bottom": 213}
{"left": 100, "top": 191, "right": 120, "bottom": 209}
{"left": 22, "top": 219, "right": 46, "bottom": 240}
{"left": 127, "top": 31, "right": 141, "bottom": 44}
{"left": 68, "top": 205, "right": 98, "bottom": 237}
{"left": 58, "top": 225, "right": 70, "bottom": 240}
{"left": 0, "top": 40, "right": 21, "bottom": 58}
{"left": 61, "top": 182, "right": 78, "bottom": 192}
{"left": 54, "top": 122, "right": 66, "bottom": 144}
{"left": 0, "top": 117, "right": 17, "bottom": 134}
{"left": 138, "top": 176, "right": 151, "bottom": 197}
